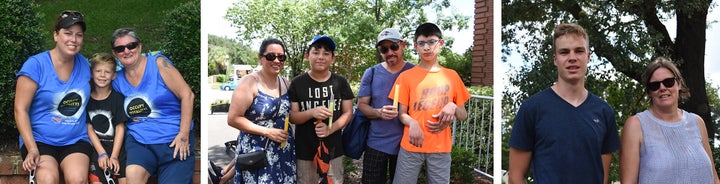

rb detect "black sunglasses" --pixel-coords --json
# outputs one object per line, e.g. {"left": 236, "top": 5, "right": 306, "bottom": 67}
{"left": 263, "top": 53, "right": 286, "bottom": 62}
{"left": 378, "top": 43, "right": 400, "bottom": 54}
{"left": 648, "top": 77, "right": 678, "bottom": 91}
{"left": 113, "top": 42, "right": 139, "bottom": 53}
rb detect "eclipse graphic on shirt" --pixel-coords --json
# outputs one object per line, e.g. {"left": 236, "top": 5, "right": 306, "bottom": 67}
{"left": 126, "top": 97, "right": 151, "bottom": 117}
{"left": 58, "top": 92, "right": 82, "bottom": 116}
{"left": 89, "top": 109, "right": 114, "bottom": 139}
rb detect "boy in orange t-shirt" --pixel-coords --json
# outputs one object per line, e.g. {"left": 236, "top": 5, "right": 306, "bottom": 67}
{"left": 389, "top": 23, "right": 471, "bottom": 184}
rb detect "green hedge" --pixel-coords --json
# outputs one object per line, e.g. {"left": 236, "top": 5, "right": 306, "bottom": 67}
{"left": 0, "top": 0, "right": 44, "bottom": 141}
{"left": 216, "top": 74, "right": 229, "bottom": 83}
{"left": 162, "top": 0, "right": 200, "bottom": 134}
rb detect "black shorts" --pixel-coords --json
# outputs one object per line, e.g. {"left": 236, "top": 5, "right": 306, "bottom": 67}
{"left": 90, "top": 143, "right": 127, "bottom": 179}
{"left": 21, "top": 141, "right": 92, "bottom": 163}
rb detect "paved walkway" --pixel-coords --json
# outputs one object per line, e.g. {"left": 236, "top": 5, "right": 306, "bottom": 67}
{"left": 206, "top": 88, "right": 236, "bottom": 167}
{"left": 207, "top": 113, "right": 237, "bottom": 167}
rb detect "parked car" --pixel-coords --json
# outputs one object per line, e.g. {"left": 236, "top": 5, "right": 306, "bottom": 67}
{"left": 220, "top": 81, "right": 237, "bottom": 91}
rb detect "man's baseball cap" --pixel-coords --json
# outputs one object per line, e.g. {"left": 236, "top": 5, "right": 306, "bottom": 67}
{"left": 309, "top": 35, "right": 336, "bottom": 51}
{"left": 376, "top": 28, "right": 402, "bottom": 46}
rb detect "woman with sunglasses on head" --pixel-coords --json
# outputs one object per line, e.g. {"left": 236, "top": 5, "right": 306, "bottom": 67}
{"left": 109, "top": 28, "right": 195, "bottom": 183}
{"left": 226, "top": 38, "right": 296, "bottom": 184}
{"left": 15, "top": 10, "right": 91, "bottom": 184}
{"left": 620, "top": 57, "right": 720, "bottom": 184}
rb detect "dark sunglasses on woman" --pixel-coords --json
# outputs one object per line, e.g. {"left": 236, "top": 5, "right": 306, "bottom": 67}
{"left": 113, "top": 42, "right": 139, "bottom": 53}
{"left": 263, "top": 53, "right": 286, "bottom": 62}
{"left": 648, "top": 77, "right": 679, "bottom": 91}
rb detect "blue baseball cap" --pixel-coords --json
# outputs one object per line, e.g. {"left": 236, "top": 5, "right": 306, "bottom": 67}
{"left": 309, "top": 35, "right": 336, "bottom": 51}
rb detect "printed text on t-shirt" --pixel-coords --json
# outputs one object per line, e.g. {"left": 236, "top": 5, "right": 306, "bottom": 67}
{"left": 413, "top": 84, "right": 450, "bottom": 111}
{"left": 299, "top": 85, "right": 340, "bottom": 111}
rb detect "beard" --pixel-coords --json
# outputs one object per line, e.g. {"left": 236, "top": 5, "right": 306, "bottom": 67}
{"left": 385, "top": 55, "right": 399, "bottom": 66}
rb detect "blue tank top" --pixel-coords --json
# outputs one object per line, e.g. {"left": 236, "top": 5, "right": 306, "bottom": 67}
{"left": 112, "top": 54, "right": 193, "bottom": 144}
{"left": 16, "top": 51, "right": 91, "bottom": 147}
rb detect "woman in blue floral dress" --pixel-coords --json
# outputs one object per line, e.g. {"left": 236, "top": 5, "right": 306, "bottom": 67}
{"left": 227, "top": 38, "right": 296, "bottom": 183}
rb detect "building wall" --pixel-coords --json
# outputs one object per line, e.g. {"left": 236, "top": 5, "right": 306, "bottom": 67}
{"left": 472, "top": 0, "right": 494, "bottom": 87}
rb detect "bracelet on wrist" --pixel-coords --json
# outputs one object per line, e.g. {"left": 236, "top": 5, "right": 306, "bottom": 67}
{"left": 98, "top": 152, "right": 108, "bottom": 160}
{"left": 111, "top": 157, "right": 119, "bottom": 161}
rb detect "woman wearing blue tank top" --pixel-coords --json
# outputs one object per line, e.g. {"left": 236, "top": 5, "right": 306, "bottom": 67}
{"left": 15, "top": 10, "right": 92, "bottom": 184}
{"left": 110, "top": 28, "right": 195, "bottom": 183}
{"left": 620, "top": 57, "right": 720, "bottom": 184}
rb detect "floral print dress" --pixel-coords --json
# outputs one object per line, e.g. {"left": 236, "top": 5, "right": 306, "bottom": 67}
{"left": 235, "top": 88, "right": 296, "bottom": 184}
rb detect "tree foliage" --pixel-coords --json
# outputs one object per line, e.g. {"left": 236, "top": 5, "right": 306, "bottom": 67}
{"left": 0, "top": 0, "right": 44, "bottom": 140}
{"left": 208, "top": 35, "right": 257, "bottom": 76}
{"left": 501, "top": 0, "right": 717, "bottom": 182}
{"left": 162, "top": 0, "right": 201, "bottom": 134}
{"left": 440, "top": 46, "right": 473, "bottom": 86}
{"left": 225, "top": 0, "right": 469, "bottom": 81}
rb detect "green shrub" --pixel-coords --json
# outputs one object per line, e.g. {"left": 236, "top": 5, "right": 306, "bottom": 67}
{"left": 210, "top": 99, "right": 230, "bottom": 106}
{"left": 216, "top": 74, "right": 228, "bottom": 83}
{"left": 343, "top": 156, "right": 357, "bottom": 177}
{"left": 162, "top": 0, "right": 200, "bottom": 134}
{"left": 0, "top": 0, "right": 44, "bottom": 141}
{"left": 451, "top": 146, "right": 479, "bottom": 183}
{"left": 468, "top": 85, "right": 493, "bottom": 96}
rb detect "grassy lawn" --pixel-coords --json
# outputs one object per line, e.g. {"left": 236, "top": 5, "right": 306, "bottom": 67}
{"left": 35, "top": 0, "right": 191, "bottom": 57}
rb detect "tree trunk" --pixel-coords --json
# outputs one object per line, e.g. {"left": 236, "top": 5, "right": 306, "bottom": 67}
{"left": 676, "top": 3, "right": 714, "bottom": 139}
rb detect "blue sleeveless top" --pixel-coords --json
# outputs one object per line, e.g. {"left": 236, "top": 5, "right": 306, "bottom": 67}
{"left": 16, "top": 51, "right": 91, "bottom": 147}
{"left": 637, "top": 110, "right": 714, "bottom": 184}
{"left": 112, "top": 54, "right": 193, "bottom": 144}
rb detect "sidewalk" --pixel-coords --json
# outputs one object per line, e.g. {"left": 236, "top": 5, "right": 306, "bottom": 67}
{"left": 207, "top": 113, "right": 237, "bottom": 167}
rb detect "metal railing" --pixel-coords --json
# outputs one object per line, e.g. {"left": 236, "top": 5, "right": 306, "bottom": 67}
{"left": 452, "top": 95, "right": 493, "bottom": 179}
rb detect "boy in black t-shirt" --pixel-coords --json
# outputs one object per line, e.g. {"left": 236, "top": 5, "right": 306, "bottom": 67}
{"left": 288, "top": 36, "right": 354, "bottom": 183}
{"left": 86, "top": 53, "right": 128, "bottom": 184}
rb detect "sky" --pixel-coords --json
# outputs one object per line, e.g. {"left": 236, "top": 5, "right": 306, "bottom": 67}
{"left": 202, "top": 0, "right": 476, "bottom": 55}
{"left": 703, "top": 9, "right": 720, "bottom": 85}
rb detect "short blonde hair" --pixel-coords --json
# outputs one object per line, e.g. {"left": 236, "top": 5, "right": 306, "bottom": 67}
{"left": 553, "top": 23, "right": 589, "bottom": 51}
{"left": 89, "top": 53, "right": 117, "bottom": 71}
